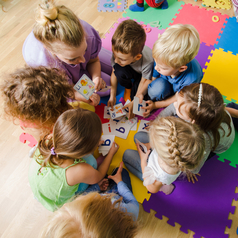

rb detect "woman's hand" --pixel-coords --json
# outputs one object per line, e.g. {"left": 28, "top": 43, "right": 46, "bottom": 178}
{"left": 93, "top": 76, "right": 106, "bottom": 92}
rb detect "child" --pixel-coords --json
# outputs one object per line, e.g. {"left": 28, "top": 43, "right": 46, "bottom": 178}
{"left": 129, "top": 0, "right": 168, "bottom": 12}
{"left": 159, "top": 83, "right": 235, "bottom": 182}
{"left": 23, "top": 0, "right": 111, "bottom": 106}
{"left": 39, "top": 163, "right": 138, "bottom": 238}
{"left": 123, "top": 116, "right": 205, "bottom": 194}
{"left": 226, "top": 102, "right": 238, "bottom": 131}
{"left": 143, "top": 24, "right": 203, "bottom": 117}
{"left": 0, "top": 66, "right": 74, "bottom": 142}
{"left": 108, "top": 19, "right": 154, "bottom": 118}
{"left": 28, "top": 108, "right": 119, "bottom": 211}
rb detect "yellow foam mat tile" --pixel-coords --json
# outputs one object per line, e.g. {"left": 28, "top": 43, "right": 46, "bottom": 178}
{"left": 202, "top": 0, "right": 231, "bottom": 10}
{"left": 202, "top": 48, "right": 238, "bottom": 101}
{"left": 94, "top": 123, "right": 151, "bottom": 203}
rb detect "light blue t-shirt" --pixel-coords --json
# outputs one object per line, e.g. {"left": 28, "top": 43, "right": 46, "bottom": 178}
{"left": 152, "top": 58, "right": 203, "bottom": 92}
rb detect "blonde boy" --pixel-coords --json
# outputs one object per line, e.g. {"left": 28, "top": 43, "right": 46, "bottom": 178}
{"left": 143, "top": 24, "right": 203, "bottom": 117}
{"left": 108, "top": 19, "right": 154, "bottom": 118}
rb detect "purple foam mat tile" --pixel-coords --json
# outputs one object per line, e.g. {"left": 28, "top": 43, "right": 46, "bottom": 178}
{"left": 143, "top": 158, "right": 238, "bottom": 238}
{"left": 195, "top": 42, "right": 215, "bottom": 71}
{"left": 98, "top": 0, "right": 127, "bottom": 12}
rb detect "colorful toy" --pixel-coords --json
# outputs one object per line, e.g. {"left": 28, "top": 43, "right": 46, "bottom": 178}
{"left": 19, "top": 133, "right": 38, "bottom": 148}
{"left": 129, "top": 0, "right": 168, "bottom": 12}
{"left": 98, "top": 0, "right": 127, "bottom": 12}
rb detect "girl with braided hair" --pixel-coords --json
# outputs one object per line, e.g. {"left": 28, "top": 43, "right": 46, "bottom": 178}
{"left": 158, "top": 83, "right": 235, "bottom": 182}
{"left": 123, "top": 116, "right": 205, "bottom": 194}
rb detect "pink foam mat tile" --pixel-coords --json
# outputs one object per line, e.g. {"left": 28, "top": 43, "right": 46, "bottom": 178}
{"left": 169, "top": 3, "right": 229, "bottom": 46}
{"left": 102, "top": 17, "right": 165, "bottom": 51}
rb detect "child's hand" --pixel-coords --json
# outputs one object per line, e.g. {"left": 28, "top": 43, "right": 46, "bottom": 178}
{"left": 98, "top": 178, "right": 109, "bottom": 191}
{"left": 108, "top": 162, "right": 123, "bottom": 184}
{"left": 108, "top": 141, "right": 119, "bottom": 155}
{"left": 123, "top": 101, "right": 135, "bottom": 119}
{"left": 108, "top": 96, "right": 116, "bottom": 108}
{"left": 136, "top": 142, "right": 150, "bottom": 162}
{"left": 89, "top": 93, "right": 100, "bottom": 106}
{"left": 142, "top": 100, "right": 155, "bottom": 118}
{"left": 136, "top": 93, "right": 144, "bottom": 103}
{"left": 93, "top": 77, "right": 106, "bottom": 92}
{"left": 186, "top": 171, "right": 201, "bottom": 183}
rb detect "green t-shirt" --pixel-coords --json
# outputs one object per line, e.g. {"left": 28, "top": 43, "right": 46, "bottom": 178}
{"left": 28, "top": 149, "right": 85, "bottom": 212}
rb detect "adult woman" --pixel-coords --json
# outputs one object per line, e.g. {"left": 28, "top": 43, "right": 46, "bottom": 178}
{"left": 23, "top": 0, "right": 112, "bottom": 106}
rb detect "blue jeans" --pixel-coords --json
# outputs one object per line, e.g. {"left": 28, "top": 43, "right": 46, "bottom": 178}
{"left": 76, "top": 154, "right": 97, "bottom": 194}
{"left": 108, "top": 168, "right": 133, "bottom": 193}
{"left": 148, "top": 77, "right": 174, "bottom": 101}
{"left": 226, "top": 102, "right": 238, "bottom": 131}
{"left": 122, "top": 132, "right": 150, "bottom": 181}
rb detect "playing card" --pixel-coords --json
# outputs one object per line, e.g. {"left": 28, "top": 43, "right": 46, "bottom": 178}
{"left": 99, "top": 135, "right": 115, "bottom": 153}
{"left": 112, "top": 120, "right": 131, "bottom": 139}
{"left": 137, "top": 120, "right": 150, "bottom": 132}
{"left": 109, "top": 103, "right": 126, "bottom": 119}
{"left": 133, "top": 97, "right": 146, "bottom": 116}
{"left": 103, "top": 106, "right": 111, "bottom": 119}
{"left": 102, "top": 122, "right": 113, "bottom": 135}
{"left": 98, "top": 85, "right": 112, "bottom": 92}
{"left": 74, "top": 74, "right": 95, "bottom": 100}
{"left": 135, "top": 139, "right": 148, "bottom": 153}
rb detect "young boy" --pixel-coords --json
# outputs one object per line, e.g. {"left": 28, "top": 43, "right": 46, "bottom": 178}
{"left": 143, "top": 24, "right": 203, "bottom": 117}
{"left": 107, "top": 19, "right": 154, "bottom": 118}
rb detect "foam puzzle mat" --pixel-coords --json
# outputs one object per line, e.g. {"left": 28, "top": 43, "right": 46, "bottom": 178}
{"left": 95, "top": 1, "right": 238, "bottom": 236}
{"left": 98, "top": 0, "right": 127, "bottom": 12}
{"left": 142, "top": 158, "right": 238, "bottom": 238}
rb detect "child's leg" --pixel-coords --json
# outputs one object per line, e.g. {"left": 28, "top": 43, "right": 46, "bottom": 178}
{"left": 98, "top": 47, "right": 112, "bottom": 76}
{"left": 76, "top": 154, "right": 97, "bottom": 194}
{"left": 97, "top": 47, "right": 112, "bottom": 97}
{"left": 148, "top": 78, "right": 173, "bottom": 101}
{"left": 108, "top": 168, "right": 133, "bottom": 193}
{"left": 129, "top": 0, "right": 144, "bottom": 11}
{"left": 134, "top": 131, "right": 150, "bottom": 144}
{"left": 123, "top": 149, "right": 143, "bottom": 181}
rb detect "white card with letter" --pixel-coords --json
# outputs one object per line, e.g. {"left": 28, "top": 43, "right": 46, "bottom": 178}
{"left": 74, "top": 74, "right": 95, "bottom": 100}
{"left": 133, "top": 97, "right": 146, "bottom": 116}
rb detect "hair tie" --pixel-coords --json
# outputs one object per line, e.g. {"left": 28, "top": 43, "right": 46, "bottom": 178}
{"left": 198, "top": 83, "right": 202, "bottom": 108}
{"left": 51, "top": 147, "right": 56, "bottom": 155}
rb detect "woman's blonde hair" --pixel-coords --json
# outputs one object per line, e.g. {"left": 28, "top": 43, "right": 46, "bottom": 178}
{"left": 39, "top": 192, "right": 138, "bottom": 238}
{"left": 38, "top": 108, "right": 102, "bottom": 167}
{"left": 33, "top": 0, "right": 84, "bottom": 51}
{"left": 149, "top": 116, "right": 205, "bottom": 172}
{"left": 152, "top": 24, "right": 200, "bottom": 69}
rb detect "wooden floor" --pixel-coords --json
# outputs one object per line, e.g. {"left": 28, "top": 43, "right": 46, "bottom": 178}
{"left": 0, "top": 0, "right": 237, "bottom": 237}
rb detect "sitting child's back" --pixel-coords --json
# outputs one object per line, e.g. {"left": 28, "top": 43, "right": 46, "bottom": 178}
{"left": 29, "top": 108, "right": 119, "bottom": 211}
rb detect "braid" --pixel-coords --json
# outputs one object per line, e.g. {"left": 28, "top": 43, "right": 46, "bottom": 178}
{"left": 149, "top": 116, "right": 205, "bottom": 172}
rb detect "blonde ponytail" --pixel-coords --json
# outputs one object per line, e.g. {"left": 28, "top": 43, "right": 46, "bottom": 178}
{"left": 33, "top": 0, "right": 84, "bottom": 51}
{"left": 37, "top": 0, "right": 58, "bottom": 25}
